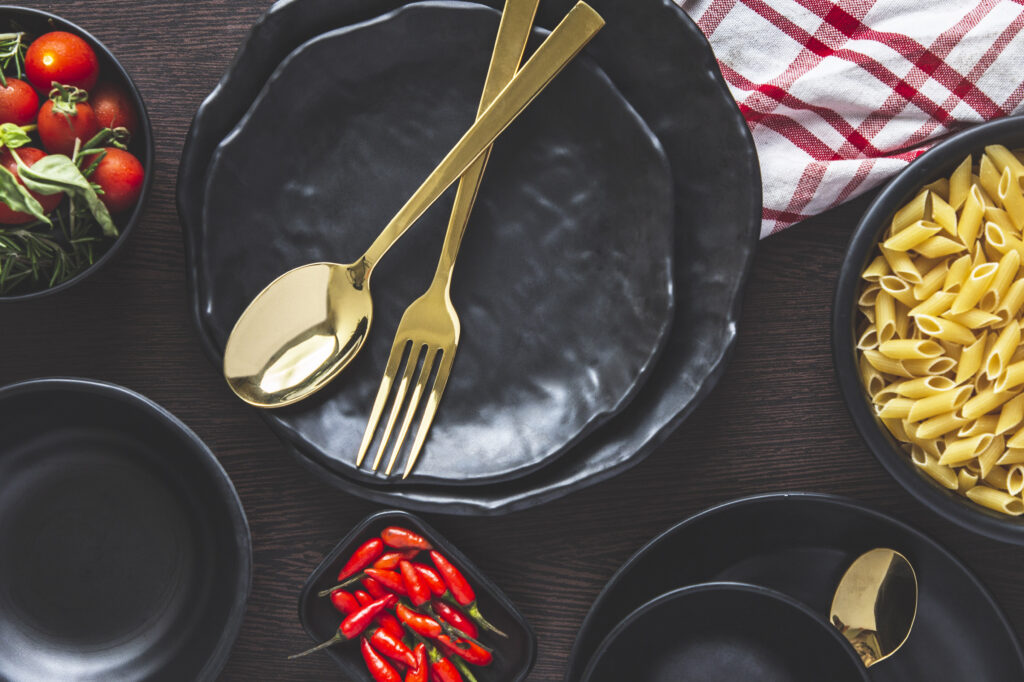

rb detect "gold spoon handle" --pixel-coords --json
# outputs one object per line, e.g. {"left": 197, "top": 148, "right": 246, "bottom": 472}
{"left": 361, "top": 1, "right": 604, "bottom": 268}
{"left": 429, "top": 0, "right": 539, "bottom": 286}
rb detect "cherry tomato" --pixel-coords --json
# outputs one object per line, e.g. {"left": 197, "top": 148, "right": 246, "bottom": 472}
{"left": 84, "top": 147, "right": 144, "bottom": 214}
{"left": 37, "top": 99, "right": 99, "bottom": 156}
{"left": 0, "top": 78, "right": 39, "bottom": 126}
{"left": 0, "top": 147, "right": 62, "bottom": 224}
{"left": 25, "top": 31, "right": 99, "bottom": 92}
{"left": 90, "top": 81, "right": 138, "bottom": 137}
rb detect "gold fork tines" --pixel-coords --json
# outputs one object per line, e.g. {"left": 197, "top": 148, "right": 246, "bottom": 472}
{"left": 356, "top": 0, "right": 604, "bottom": 477}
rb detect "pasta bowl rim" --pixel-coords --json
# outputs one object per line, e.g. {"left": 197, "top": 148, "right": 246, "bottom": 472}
{"left": 833, "top": 115, "right": 1024, "bottom": 545}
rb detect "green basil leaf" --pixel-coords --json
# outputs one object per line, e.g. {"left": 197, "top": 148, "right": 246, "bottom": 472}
{"left": 0, "top": 123, "right": 30, "bottom": 149}
{"left": 0, "top": 164, "right": 49, "bottom": 225}
{"left": 15, "top": 153, "right": 117, "bottom": 237}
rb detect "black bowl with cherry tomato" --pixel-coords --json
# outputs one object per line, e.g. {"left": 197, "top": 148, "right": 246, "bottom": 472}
{"left": 0, "top": 5, "right": 152, "bottom": 301}
{"left": 297, "top": 510, "right": 536, "bottom": 681}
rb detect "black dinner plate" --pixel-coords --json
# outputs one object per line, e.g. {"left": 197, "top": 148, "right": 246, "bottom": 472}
{"left": 200, "top": 1, "right": 675, "bottom": 486}
{"left": 177, "top": 0, "right": 760, "bottom": 511}
{"left": 567, "top": 493, "right": 1024, "bottom": 681}
{"left": 0, "top": 378, "right": 251, "bottom": 682}
{"left": 581, "top": 583, "right": 868, "bottom": 682}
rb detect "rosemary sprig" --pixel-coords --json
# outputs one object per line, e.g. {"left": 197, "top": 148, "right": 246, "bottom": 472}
{"left": 0, "top": 32, "right": 27, "bottom": 87}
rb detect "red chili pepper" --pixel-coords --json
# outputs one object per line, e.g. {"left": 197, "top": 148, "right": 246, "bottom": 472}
{"left": 362, "top": 637, "right": 402, "bottom": 682}
{"left": 406, "top": 643, "right": 428, "bottom": 682}
{"left": 382, "top": 526, "right": 433, "bottom": 551}
{"left": 288, "top": 594, "right": 396, "bottom": 659}
{"left": 330, "top": 589, "right": 360, "bottom": 615}
{"left": 396, "top": 602, "right": 442, "bottom": 638}
{"left": 370, "top": 627, "right": 417, "bottom": 668}
{"left": 430, "top": 656, "right": 463, "bottom": 682}
{"left": 365, "top": 568, "right": 409, "bottom": 596}
{"left": 436, "top": 635, "right": 493, "bottom": 666}
{"left": 432, "top": 600, "right": 478, "bottom": 639}
{"left": 430, "top": 551, "right": 507, "bottom": 638}
{"left": 374, "top": 548, "right": 420, "bottom": 569}
{"left": 356, "top": 589, "right": 407, "bottom": 641}
{"left": 414, "top": 563, "right": 447, "bottom": 597}
{"left": 363, "top": 577, "right": 391, "bottom": 600}
{"left": 400, "top": 560, "right": 432, "bottom": 607}
{"left": 339, "top": 538, "right": 385, "bottom": 581}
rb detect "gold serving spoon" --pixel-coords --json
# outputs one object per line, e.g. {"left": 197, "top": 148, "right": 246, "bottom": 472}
{"left": 829, "top": 548, "right": 918, "bottom": 668}
{"left": 223, "top": 2, "right": 605, "bottom": 408}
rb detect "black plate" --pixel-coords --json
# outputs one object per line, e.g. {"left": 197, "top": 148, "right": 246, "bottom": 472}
{"left": 582, "top": 583, "right": 867, "bottom": 682}
{"left": 297, "top": 510, "right": 535, "bottom": 680}
{"left": 177, "top": 0, "right": 760, "bottom": 510}
{"left": 0, "top": 6, "right": 154, "bottom": 302}
{"left": 200, "top": 1, "right": 675, "bottom": 486}
{"left": 568, "top": 493, "right": 1024, "bottom": 681}
{"left": 834, "top": 116, "right": 1024, "bottom": 545}
{"left": 0, "top": 378, "right": 250, "bottom": 681}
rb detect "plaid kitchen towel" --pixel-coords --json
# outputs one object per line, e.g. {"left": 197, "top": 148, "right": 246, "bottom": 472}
{"left": 676, "top": 0, "right": 1024, "bottom": 237}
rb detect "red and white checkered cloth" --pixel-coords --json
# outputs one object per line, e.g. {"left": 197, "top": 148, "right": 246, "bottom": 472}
{"left": 676, "top": 0, "right": 1024, "bottom": 238}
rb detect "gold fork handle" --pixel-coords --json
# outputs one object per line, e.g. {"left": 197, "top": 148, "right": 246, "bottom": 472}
{"left": 430, "top": 0, "right": 539, "bottom": 285}
{"left": 361, "top": 1, "right": 604, "bottom": 268}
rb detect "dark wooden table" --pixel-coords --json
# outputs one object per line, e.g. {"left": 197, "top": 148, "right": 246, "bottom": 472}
{"left": 4, "top": 1, "right": 1024, "bottom": 679}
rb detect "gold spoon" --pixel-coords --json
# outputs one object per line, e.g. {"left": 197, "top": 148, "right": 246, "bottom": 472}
{"left": 829, "top": 548, "right": 918, "bottom": 668}
{"left": 222, "top": 2, "right": 604, "bottom": 408}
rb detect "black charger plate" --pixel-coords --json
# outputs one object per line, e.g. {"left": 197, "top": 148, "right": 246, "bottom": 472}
{"left": 200, "top": 1, "right": 675, "bottom": 486}
{"left": 177, "top": 0, "right": 760, "bottom": 511}
{"left": 581, "top": 583, "right": 868, "bottom": 682}
{"left": 567, "top": 493, "right": 1024, "bottom": 681}
{"left": 0, "top": 378, "right": 250, "bottom": 682}
{"left": 297, "top": 510, "right": 535, "bottom": 680}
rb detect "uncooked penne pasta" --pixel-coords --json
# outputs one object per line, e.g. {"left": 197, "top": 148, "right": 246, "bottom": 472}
{"left": 909, "top": 386, "right": 971, "bottom": 421}
{"left": 857, "top": 146, "right": 1024, "bottom": 516}
{"left": 966, "top": 485, "right": 1024, "bottom": 515}
{"left": 985, "top": 320, "right": 1020, "bottom": 379}
{"left": 948, "top": 155, "right": 972, "bottom": 209}
{"left": 955, "top": 332, "right": 987, "bottom": 385}
{"left": 862, "top": 255, "right": 890, "bottom": 282}
{"left": 914, "top": 314, "right": 975, "bottom": 345}
{"left": 951, "top": 262, "right": 999, "bottom": 314}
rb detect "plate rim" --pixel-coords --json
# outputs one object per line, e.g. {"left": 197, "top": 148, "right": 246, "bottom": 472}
{"left": 566, "top": 491, "right": 1024, "bottom": 681}
{"left": 0, "top": 376, "right": 252, "bottom": 682}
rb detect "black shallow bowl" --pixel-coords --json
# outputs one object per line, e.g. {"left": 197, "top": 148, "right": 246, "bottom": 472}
{"left": 568, "top": 493, "right": 1024, "bottom": 681}
{"left": 581, "top": 582, "right": 868, "bottom": 682}
{"left": 834, "top": 116, "right": 1024, "bottom": 545}
{"left": 0, "top": 5, "right": 154, "bottom": 302}
{"left": 297, "top": 510, "right": 535, "bottom": 680}
{"left": 0, "top": 378, "right": 250, "bottom": 681}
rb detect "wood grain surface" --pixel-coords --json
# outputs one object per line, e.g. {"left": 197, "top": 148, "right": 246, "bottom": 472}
{"left": 2, "top": 1, "right": 1023, "bottom": 680}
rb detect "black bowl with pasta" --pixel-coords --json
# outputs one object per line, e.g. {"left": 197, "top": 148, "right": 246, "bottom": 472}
{"left": 835, "top": 115, "right": 1024, "bottom": 545}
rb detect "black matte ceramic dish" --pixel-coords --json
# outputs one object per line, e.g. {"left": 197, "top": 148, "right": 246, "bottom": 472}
{"left": 177, "top": 0, "right": 760, "bottom": 511}
{"left": 834, "top": 116, "right": 1024, "bottom": 545}
{"left": 0, "top": 378, "right": 250, "bottom": 681}
{"left": 0, "top": 6, "right": 153, "bottom": 302}
{"left": 581, "top": 582, "right": 868, "bottom": 682}
{"left": 200, "top": 1, "right": 675, "bottom": 486}
{"left": 567, "top": 493, "right": 1024, "bottom": 681}
{"left": 297, "top": 510, "right": 535, "bottom": 680}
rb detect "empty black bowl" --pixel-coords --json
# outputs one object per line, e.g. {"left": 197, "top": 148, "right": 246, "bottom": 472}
{"left": 297, "top": 509, "right": 536, "bottom": 680}
{"left": 834, "top": 116, "right": 1024, "bottom": 545}
{"left": 581, "top": 582, "right": 868, "bottom": 682}
{"left": 0, "top": 378, "right": 250, "bottom": 681}
{"left": 0, "top": 6, "right": 154, "bottom": 302}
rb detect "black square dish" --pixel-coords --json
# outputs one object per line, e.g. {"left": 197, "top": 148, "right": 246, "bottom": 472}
{"left": 297, "top": 510, "right": 536, "bottom": 680}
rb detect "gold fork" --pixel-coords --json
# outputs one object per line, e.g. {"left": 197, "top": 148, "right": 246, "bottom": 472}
{"left": 355, "top": 0, "right": 600, "bottom": 477}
